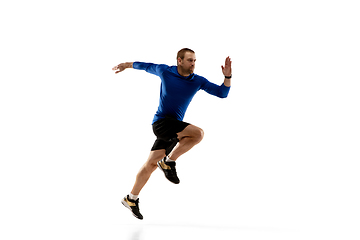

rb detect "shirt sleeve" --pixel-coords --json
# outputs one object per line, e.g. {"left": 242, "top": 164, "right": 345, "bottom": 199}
{"left": 199, "top": 77, "right": 231, "bottom": 98}
{"left": 132, "top": 62, "right": 169, "bottom": 77}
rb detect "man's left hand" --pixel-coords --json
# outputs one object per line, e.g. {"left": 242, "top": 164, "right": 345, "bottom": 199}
{"left": 221, "top": 56, "right": 232, "bottom": 77}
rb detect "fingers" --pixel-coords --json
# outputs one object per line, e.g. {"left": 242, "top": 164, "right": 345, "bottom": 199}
{"left": 113, "top": 65, "right": 124, "bottom": 74}
{"left": 224, "top": 57, "right": 232, "bottom": 68}
{"left": 113, "top": 65, "right": 121, "bottom": 74}
{"left": 224, "top": 57, "right": 231, "bottom": 67}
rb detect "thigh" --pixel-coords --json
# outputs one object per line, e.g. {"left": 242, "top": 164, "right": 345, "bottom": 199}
{"left": 151, "top": 138, "right": 178, "bottom": 156}
{"left": 176, "top": 124, "right": 204, "bottom": 140}
{"left": 152, "top": 117, "right": 190, "bottom": 141}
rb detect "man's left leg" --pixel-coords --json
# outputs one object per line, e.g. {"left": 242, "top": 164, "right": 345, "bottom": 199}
{"left": 168, "top": 124, "right": 204, "bottom": 160}
{"left": 157, "top": 124, "right": 204, "bottom": 184}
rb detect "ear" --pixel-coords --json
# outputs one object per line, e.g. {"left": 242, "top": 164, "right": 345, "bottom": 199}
{"left": 177, "top": 57, "right": 182, "bottom": 65}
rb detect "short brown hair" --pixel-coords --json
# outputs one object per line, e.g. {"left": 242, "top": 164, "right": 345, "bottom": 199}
{"left": 177, "top": 48, "right": 195, "bottom": 60}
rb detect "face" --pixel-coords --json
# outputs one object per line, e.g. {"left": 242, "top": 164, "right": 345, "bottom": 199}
{"left": 178, "top": 52, "right": 196, "bottom": 75}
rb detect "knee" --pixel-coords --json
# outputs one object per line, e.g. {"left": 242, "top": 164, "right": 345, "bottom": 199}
{"left": 143, "top": 161, "right": 158, "bottom": 173}
{"left": 145, "top": 151, "right": 165, "bottom": 171}
{"left": 194, "top": 127, "right": 204, "bottom": 143}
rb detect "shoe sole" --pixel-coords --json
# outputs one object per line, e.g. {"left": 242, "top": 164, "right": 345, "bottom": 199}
{"left": 121, "top": 199, "right": 143, "bottom": 220}
{"left": 157, "top": 161, "right": 180, "bottom": 184}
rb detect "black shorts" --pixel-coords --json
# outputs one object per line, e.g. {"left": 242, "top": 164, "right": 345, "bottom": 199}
{"left": 151, "top": 116, "right": 190, "bottom": 155}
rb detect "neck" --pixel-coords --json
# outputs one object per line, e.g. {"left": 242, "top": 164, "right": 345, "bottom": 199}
{"left": 177, "top": 66, "right": 190, "bottom": 77}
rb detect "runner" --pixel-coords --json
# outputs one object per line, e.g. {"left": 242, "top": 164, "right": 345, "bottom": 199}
{"left": 112, "top": 48, "right": 232, "bottom": 219}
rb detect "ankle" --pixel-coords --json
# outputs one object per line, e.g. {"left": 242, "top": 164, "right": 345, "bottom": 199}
{"left": 129, "top": 193, "right": 139, "bottom": 201}
{"left": 165, "top": 156, "right": 176, "bottom": 162}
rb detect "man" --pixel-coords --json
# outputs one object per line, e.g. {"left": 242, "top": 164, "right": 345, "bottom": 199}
{"left": 112, "top": 48, "right": 232, "bottom": 220}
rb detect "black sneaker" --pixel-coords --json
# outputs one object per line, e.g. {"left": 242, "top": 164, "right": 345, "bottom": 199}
{"left": 121, "top": 195, "right": 143, "bottom": 220}
{"left": 157, "top": 157, "right": 180, "bottom": 184}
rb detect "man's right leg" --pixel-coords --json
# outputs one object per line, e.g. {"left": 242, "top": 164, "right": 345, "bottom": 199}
{"left": 122, "top": 149, "right": 166, "bottom": 220}
{"left": 131, "top": 149, "right": 166, "bottom": 195}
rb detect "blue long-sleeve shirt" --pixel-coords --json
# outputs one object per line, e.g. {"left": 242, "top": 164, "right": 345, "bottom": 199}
{"left": 133, "top": 62, "right": 231, "bottom": 124}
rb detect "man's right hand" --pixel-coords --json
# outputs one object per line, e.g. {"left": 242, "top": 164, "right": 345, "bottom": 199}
{"left": 112, "top": 62, "right": 133, "bottom": 74}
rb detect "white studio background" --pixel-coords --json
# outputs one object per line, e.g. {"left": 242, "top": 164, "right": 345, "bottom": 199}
{"left": 1, "top": 0, "right": 359, "bottom": 239}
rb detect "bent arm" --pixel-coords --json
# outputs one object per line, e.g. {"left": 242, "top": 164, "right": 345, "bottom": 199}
{"left": 201, "top": 56, "right": 232, "bottom": 96}
{"left": 201, "top": 79, "right": 230, "bottom": 98}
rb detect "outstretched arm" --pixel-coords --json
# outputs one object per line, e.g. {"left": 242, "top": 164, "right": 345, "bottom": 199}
{"left": 113, "top": 61, "right": 169, "bottom": 77}
{"left": 221, "top": 57, "right": 232, "bottom": 87}
{"left": 112, "top": 62, "right": 133, "bottom": 74}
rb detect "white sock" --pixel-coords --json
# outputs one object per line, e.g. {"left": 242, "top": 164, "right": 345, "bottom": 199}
{"left": 165, "top": 157, "right": 176, "bottom": 163}
{"left": 129, "top": 193, "right": 139, "bottom": 201}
